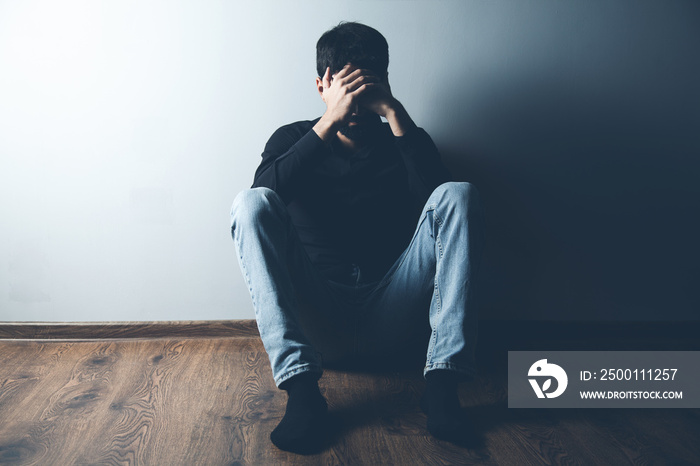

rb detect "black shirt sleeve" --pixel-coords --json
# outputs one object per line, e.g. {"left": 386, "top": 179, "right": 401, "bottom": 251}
{"left": 252, "top": 121, "right": 328, "bottom": 204}
{"left": 394, "top": 125, "right": 452, "bottom": 206}
{"left": 253, "top": 120, "right": 450, "bottom": 208}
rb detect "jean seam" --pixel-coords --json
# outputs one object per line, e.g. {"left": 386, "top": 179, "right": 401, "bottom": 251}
{"left": 427, "top": 277, "right": 440, "bottom": 365}
{"left": 433, "top": 208, "right": 444, "bottom": 255}
{"left": 426, "top": 207, "right": 444, "bottom": 366}
{"left": 375, "top": 206, "right": 434, "bottom": 290}
{"left": 275, "top": 363, "right": 323, "bottom": 387}
{"left": 424, "top": 362, "right": 476, "bottom": 378}
{"left": 233, "top": 231, "right": 258, "bottom": 312}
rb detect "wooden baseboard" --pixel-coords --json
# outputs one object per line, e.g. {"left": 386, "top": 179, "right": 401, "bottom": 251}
{"left": 1, "top": 320, "right": 698, "bottom": 349}
{"left": 0, "top": 320, "right": 259, "bottom": 340}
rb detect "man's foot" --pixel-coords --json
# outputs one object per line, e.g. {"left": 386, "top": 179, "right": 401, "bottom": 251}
{"left": 421, "top": 370, "right": 478, "bottom": 446}
{"left": 271, "top": 372, "right": 328, "bottom": 454}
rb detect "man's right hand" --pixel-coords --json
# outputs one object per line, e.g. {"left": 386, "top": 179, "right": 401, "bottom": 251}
{"left": 312, "top": 65, "right": 379, "bottom": 142}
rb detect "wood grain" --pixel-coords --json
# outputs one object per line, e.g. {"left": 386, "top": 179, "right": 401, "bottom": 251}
{"left": 1, "top": 323, "right": 699, "bottom": 465}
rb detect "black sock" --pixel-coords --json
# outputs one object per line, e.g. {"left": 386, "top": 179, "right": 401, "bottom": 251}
{"left": 421, "top": 370, "right": 477, "bottom": 444}
{"left": 270, "top": 372, "right": 328, "bottom": 454}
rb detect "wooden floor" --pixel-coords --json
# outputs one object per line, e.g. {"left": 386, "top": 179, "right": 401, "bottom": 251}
{"left": 1, "top": 321, "right": 699, "bottom": 465}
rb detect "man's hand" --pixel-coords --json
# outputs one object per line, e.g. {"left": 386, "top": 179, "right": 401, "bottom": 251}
{"left": 355, "top": 71, "right": 417, "bottom": 137}
{"left": 313, "top": 64, "right": 416, "bottom": 141}
{"left": 356, "top": 73, "right": 395, "bottom": 118}
{"left": 313, "top": 65, "right": 379, "bottom": 142}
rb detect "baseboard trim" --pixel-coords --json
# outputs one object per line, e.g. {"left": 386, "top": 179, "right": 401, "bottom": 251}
{"left": 0, "top": 320, "right": 259, "bottom": 340}
{"left": 1, "top": 320, "right": 698, "bottom": 349}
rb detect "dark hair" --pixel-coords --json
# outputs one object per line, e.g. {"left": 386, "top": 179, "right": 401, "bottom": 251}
{"left": 316, "top": 22, "right": 389, "bottom": 78}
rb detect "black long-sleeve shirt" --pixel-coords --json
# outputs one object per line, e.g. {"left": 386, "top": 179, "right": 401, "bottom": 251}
{"left": 252, "top": 118, "right": 451, "bottom": 283}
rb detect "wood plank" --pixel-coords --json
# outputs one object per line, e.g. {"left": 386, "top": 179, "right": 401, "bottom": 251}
{"left": 1, "top": 327, "right": 700, "bottom": 464}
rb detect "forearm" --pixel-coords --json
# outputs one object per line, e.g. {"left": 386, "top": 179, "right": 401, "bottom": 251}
{"left": 311, "top": 114, "right": 341, "bottom": 144}
{"left": 383, "top": 99, "right": 417, "bottom": 137}
{"left": 253, "top": 127, "right": 328, "bottom": 203}
{"left": 395, "top": 126, "right": 452, "bottom": 204}
{"left": 382, "top": 98, "right": 449, "bottom": 187}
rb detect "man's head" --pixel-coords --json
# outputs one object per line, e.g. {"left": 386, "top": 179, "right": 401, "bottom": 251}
{"left": 316, "top": 22, "right": 389, "bottom": 142}
{"left": 316, "top": 21, "right": 389, "bottom": 81}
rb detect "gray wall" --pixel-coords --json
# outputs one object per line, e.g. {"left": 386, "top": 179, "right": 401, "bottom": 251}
{"left": 1, "top": 1, "right": 698, "bottom": 322}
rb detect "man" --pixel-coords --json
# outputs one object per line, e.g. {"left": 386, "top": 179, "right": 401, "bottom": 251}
{"left": 231, "top": 21, "right": 483, "bottom": 454}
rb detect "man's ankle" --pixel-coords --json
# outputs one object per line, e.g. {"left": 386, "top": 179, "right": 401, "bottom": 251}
{"left": 426, "top": 369, "right": 460, "bottom": 389}
{"left": 280, "top": 371, "right": 322, "bottom": 395}
{"left": 271, "top": 372, "right": 328, "bottom": 454}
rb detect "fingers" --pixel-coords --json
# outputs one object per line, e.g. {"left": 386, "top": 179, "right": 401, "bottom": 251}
{"left": 330, "top": 67, "right": 360, "bottom": 89}
{"left": 322, "top": 67, "right": 331, "bottom": 89}
{"left": 331, "top": 65, "right": 379, "bottom": 89}
{"left": 340, "top": 71, "right": 380, "bottom": 93}
{"left": 350, "top": 81, "right": 382, "bottom": 99}
{"left": 346, "top": 74, "right": 380, "bottom": 93}
{"left": 331, "top": 64, "right": 354, "bottom": 82}
{"left": 321, "top": 63, "right": 387, "bottom": 123}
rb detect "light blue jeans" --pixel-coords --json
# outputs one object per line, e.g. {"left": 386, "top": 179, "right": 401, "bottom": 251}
{"left": 230, "top": 182, "right": 483, "bottom": 387}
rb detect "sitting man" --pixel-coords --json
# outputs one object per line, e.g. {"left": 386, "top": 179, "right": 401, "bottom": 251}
{"left": 230, "top": 21, "right": 483, "bottom": 454}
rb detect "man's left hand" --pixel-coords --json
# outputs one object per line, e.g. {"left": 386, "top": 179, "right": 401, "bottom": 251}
{"left": 357, "top": 71, "right": 416, "bottom": 137}
{"left": 357, "top": 72, "right": 397, "bottom": 118}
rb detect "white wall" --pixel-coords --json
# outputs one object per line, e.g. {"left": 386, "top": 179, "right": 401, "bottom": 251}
{"left": 1, "top": 1, "right": 698, "bottom": 321}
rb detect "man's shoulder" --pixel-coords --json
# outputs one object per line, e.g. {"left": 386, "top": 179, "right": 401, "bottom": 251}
{"left": 269, "top": 118, "right": 320, "bottom": 140}
{"left": 263, "top": 118, "right": 321, "bottom": 155}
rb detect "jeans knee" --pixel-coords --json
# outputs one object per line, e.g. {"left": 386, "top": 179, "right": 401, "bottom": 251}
{"left": 230, "top": 187, "right": 283, "bottom": 229}
{"left": 429, "top": 182, "right": 480, "bottom": 210}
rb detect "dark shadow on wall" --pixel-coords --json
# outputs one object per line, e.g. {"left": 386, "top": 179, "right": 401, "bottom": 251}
{"left": 438, "top": 69, "right": 700, "bottom": 321}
